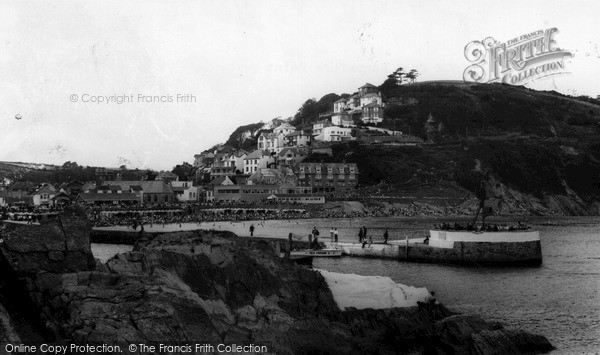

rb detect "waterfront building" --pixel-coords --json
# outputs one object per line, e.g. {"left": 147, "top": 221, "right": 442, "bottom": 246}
{"left": 102, "top": 180, "right": 175, "bottom": 204}
{"left": 298, "top": 162, "right": 358, "bottom": 194}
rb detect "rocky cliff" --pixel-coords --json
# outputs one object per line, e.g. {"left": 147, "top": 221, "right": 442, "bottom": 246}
{"left": 0, "top": 213, "right": 554, "bottom": 354}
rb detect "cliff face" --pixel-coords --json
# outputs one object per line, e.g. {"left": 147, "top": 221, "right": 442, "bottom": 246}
{"left": 0, "top": 216, "right": 554, "bottom": 354}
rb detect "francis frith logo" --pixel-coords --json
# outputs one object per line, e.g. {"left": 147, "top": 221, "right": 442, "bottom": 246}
{"left": 463, "top": 28, "right": 572, "bottom": 85}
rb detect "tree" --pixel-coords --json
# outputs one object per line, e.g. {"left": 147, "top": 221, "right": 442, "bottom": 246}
{"left": 405, "top": 69, "right": 420, "bottom": 84}
{"left": 62, "top": 161, "right": 79, "bottom": 170}
{"left": 291, "top": 98, "right": 318, "bottom": 126}
{"left": 389, "top": 67, "right": 407, "bottom": 85}
{"left": 171, "top": 162, "right": 194, "bottom": 181}
{"left": 144, "top": 170, "right": 158, "bottom": 181}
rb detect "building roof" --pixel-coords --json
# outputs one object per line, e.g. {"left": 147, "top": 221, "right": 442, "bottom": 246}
{"left": 52, "top": 191, "right": 71, "bottom": 199}
{"left": 244, "top": 149, "right": 271, "bottom": 160}
{"left": 76, "top": 193, "right": 139, "bottom": 202}
{"left": 97, "top": 185, "right": 121, "bottom": 191}
{"left": 363, "top": 102, "right": 382, "bottom": 108}
{"left": 207, "top": 176, "right": 227, "bottom": 186}
{"left": 232, "top": 149, "right": 248, "bottom": 158}
{"left": 278, "top": 147, "right": 306, "bottom": 156}
{"left": 157, "top": 171, "right": 179, "bottom": 180}
{"left": 34, "top": 184, "right": 56, "bottom": 196}
{"left": 103, "top": 181, "right": 173, "bottom": 194}
{"left": 334, "top": 97, "right": 348, "bottom": 103}
{"left": 248, "top": 168, "right": 283, "bottom": 184}
{"left": 359, "top": 83, "right": 377, "bottom": 88}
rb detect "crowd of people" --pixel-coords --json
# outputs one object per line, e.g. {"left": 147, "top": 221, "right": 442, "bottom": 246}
{"left": 84, "top": 202, "right": 491, "bottom": 228}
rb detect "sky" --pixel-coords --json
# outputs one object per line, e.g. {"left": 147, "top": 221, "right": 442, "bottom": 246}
{"left": 1, "top": 0, "right": 599, "bottom": 170}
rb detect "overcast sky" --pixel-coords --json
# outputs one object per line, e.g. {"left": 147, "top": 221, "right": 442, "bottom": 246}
{"left": 2, "top": 0, "right": 599, "bottom": 170}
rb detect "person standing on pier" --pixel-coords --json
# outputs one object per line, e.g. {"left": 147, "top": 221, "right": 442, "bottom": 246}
{"left": 330, "top": 227, "right": 335, "bottom": 242}
{"left": 249, "top": 224, "right": 255, "bottom": 237}
{"left": 334, "top": 228, "right": 338, "bottom": 242}
{"left": 312, "top": 227, "right": 320, "bottom": 240}
{"left": 358, "top": 228, "right": 364, "bottom": 243}
{"left": 383, "top": 230, "right": 389, "bottom": 244}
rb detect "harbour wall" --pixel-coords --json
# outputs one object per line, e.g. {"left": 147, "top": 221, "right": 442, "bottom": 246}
{"left": 329, "top": 240, "right": 543, "bottom": 266}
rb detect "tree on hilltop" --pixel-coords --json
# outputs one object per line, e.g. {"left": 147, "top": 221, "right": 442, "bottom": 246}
{"left": 389, "top": 67, "right": 407, "bottom": 85}
{"left": 405, "top": 69, "right": 420, "bottom": 84}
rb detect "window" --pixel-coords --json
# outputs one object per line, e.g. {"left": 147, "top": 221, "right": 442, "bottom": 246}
{"left": 316, "top": 174, "right": 321, "bottom": 179}
{"left": 349, "top": 174, "right": 355, "bottom": 180}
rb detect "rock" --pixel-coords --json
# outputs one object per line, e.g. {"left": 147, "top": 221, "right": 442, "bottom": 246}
{"left": 0, "top": 303, "right": 20, "bottom": 343}
{"left": 434, "top": 315, "right": 554, "bottom": 354}
{"left": 0, "top": 210, "right": 96, "bottom": 274}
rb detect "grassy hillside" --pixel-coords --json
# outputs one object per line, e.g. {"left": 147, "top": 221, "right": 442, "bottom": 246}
{"left": 381, "top": 81, "right": 600, "bottom": 140}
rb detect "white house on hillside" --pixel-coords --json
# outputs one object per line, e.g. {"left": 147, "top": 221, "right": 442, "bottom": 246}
{"left": 312, "top": 120, "right": 333, "bottom": 137}
{"left": 257, "top": 132, "right": 286, "bottom": 153}
{"left": 323, "top": 126, "right": 353, "bottom": 142}
{"left": 244, "top": 149, "right": 275, "bottom": 174}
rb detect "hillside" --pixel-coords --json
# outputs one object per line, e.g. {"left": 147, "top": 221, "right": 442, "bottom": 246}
{"left": 226, "top": 81, "right": 600, "bottom": 215}
{"left": 379, "top": 81, "right": 600, "bottom": 139}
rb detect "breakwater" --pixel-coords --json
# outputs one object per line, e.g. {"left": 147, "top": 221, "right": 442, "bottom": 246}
{"left": 329, "top": 240, "right": 542, "bottom": 266}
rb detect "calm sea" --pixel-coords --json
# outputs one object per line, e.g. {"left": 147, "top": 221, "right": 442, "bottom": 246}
{"left": 92, "top": 216, "right": 600, "bottom": 354}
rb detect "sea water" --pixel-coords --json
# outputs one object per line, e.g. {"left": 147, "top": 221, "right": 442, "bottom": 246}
{"left": 92, "top": 216, "right": 600, "bottom": 353}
